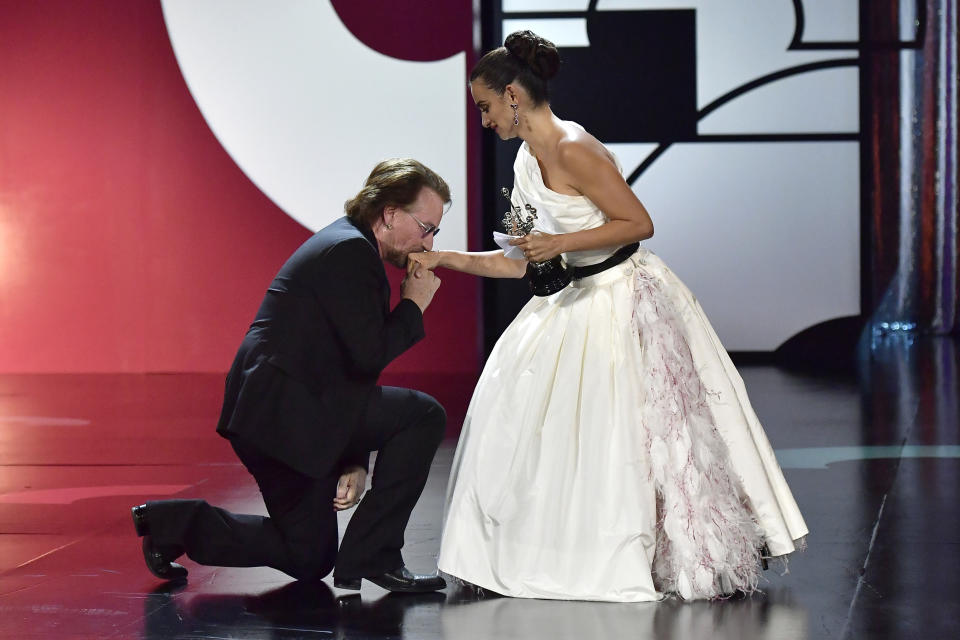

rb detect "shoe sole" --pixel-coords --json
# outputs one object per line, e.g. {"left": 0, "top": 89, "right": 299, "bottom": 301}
{"left": 333, "top": 577, "right": 361, "bottom": 590}
{"left": 334, "top": 576, "right": 445, "bottom": 593}
{"left": 142, "top": 538, "right": 188, "bottom": 582}
{"left": 145, "top": 561, "right": 188, "bottom": 582}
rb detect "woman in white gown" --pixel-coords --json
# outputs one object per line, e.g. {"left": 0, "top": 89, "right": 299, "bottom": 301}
{"left": 410, "top": 31, "right": 807, "bottom": 602}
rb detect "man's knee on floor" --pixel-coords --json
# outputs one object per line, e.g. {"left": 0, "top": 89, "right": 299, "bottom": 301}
{"left": 286, "top": 547, "right": 335, "bottom": 582}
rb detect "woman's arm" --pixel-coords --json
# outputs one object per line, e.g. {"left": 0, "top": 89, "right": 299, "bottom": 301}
{"left": 510, "top": 140, "right": 654, "bottom": 263}
{"left": 409, "top": 249, "right": 527, "bottom": 279}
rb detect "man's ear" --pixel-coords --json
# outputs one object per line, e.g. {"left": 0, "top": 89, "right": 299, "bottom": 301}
{"left": 382, "top": 205, "right": 397, "bottom": 228}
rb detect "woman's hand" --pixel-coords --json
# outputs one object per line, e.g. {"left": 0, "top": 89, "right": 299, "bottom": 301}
{"left": 333, "top": 465, "right": 367, "bottom": 511}
{"left": 508, "top": 232, "right": 565, "bottom": 263}
{"left": 407, "top": 250, "right": 444, "bottom": 272}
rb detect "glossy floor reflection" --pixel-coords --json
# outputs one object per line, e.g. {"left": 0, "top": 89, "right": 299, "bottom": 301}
{"left": 0, "top": 337, "right": 957, "bottom": 639}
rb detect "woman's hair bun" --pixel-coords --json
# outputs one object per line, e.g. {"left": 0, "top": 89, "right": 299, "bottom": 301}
{"left": 504, "top": 30, "right": 560, "bottom": 80}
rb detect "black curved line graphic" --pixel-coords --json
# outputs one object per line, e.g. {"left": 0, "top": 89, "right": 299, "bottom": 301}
{"left": 699, "top": 58, "right": 857, "bottom": 120}
{"left": 624, "top": 58, "right": 859, "bottom": 185}
{"left": 790, "top": 0, "right": 926, "bottom": 50}
{"left": 789, "top": 0, "right": 805, "bottom": 49}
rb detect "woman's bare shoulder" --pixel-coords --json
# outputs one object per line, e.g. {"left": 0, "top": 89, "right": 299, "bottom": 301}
{"left": 556, "top": 122, "right": 616, "bottom": 173}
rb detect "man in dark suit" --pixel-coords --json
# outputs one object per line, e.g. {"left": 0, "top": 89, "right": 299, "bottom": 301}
{"left": 131, "top": 159, "right": 449, "bottom": 592}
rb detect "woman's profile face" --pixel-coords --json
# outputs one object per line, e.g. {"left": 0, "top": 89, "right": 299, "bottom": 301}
{"left": 470, "top": 79, "right": 515, "bottom": 140}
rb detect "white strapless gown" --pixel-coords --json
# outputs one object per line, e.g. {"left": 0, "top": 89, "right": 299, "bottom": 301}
{"left": 437, "top": 142, "right": 808, "bottom": 602}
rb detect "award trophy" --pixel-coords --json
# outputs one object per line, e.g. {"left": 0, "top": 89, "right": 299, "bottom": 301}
{"left": 501, "top": 187, "right": 571, "bottom": 296}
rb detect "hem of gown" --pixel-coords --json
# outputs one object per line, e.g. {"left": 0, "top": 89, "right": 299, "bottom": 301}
{"left": 438, "top": 567, "right": 667, "bottom": 603}
{"left": 440, "top": 537, "right": 806, "bottom": 604}
{"left": 441, "top": 564, "right": 772, "bottom": 603}
{"left": 763, "top": 535, "right": 807, "bottom": 576}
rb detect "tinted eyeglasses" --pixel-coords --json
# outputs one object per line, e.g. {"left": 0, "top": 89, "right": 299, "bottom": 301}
{"left": 404, "top": 211, "right": 440, "bottom": 238}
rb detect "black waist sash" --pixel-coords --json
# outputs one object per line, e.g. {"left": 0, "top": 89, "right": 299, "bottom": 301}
{"left": 568, "top": 242, "right": 640, "bottom": 280}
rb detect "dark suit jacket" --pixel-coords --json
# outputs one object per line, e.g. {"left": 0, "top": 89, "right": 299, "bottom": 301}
{"left": 216, "top": 217, "right": 425, "bottom": 478}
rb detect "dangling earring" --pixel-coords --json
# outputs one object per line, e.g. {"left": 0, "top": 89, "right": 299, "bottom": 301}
{"left": 511, "top": 103, "right": 519, "bottom": 126}
{"left": 384, "top": 223, "right": 393, "bottom": 230}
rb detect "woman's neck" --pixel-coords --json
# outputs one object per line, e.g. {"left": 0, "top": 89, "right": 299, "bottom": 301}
{"left": 518, "top": 107, "right": 564, "bottom": 157}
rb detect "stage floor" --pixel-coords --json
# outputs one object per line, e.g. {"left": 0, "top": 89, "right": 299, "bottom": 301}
{"left": 1, "top": 336, "right": 957, "bottom": 639}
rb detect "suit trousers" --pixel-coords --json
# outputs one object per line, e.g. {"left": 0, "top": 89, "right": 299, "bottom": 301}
{"left": 145, "top": 386, "right": 446, "bottom": 581}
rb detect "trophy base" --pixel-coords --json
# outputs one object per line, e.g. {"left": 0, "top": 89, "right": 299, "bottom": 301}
{"left": 526, "top": 256, "right": 571, "bottom": 296}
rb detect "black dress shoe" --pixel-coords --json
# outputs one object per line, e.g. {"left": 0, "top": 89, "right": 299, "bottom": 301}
{"left": 131, "top": 504, "right": 150, "bottom": 537}
{"left": 131, "top": 504, "right": 187, "bottom": 581}
{"left": 334, "top": 566, "right": 446, "bottom": 593}
{"left": 141, "top": 537, "right": 188, "bottom": 582}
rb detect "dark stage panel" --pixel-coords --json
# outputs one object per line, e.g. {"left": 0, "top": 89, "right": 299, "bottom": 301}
{"left": 0, "top": 338, "right": 957, "bottom": 639}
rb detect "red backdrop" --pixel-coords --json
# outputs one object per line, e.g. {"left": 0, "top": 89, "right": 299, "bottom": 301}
{"left": 0, "top": 1, "right": 479, "bottom": 375}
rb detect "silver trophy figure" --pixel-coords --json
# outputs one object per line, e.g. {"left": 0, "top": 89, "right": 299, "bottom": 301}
{"left": 501, "top": 187, "right": 570, "bottom": 296}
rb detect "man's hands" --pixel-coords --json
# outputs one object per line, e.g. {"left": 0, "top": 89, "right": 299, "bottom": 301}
{"left": 334, "top": 465, "right": 367, "bottom": 511}
{"left": 402, "top": 258, "right": 441, "bottom": 312}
